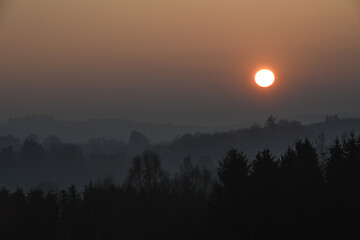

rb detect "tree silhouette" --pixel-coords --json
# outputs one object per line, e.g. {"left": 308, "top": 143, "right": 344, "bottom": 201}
{"left": 217, "top": 148, "right": 249, "bottom": 191}
{"left": 209, "top": 148, "right": 251, "bottom": 239}
{"left": 327, "top": 134, "right": 360, "bottom": 238}
{"left": 251, "top": 148, "right": 278, "bottom": 179}
{"left": 279, "top": 139, "right": 324, "bottom": 239}
{"left": 250, "top": 149, "right": 281, "bottom": 239}
{"left": 325, "top": 138, "right": 344, "bottom": 188}
{"left": 0, "top": 188, "right": 11, "bottom": 239}
{"left": 20, "top": 139, "right": 46, "bottom": 164}
{"left": 0, "top": 146, "right": 16, "bottom": 184}
{"left": 59, "top": 185, "right": 83, "bottom": 239}
{"left": 27, "top": 189, "right": 47, "bottom": 239}
{"left": 9, "top": 188, "right": 28, "bottom": 239}
{"left": 125, "top": 150, "right": 169, "bottom": 194}
{"left": 174, "top": 156, "right": 202, "bottom": 196}
{"left": 265, "top": 115, "right": 277, "bottom": 129}
{"left": 1, "top": 135, "right": 360, "bottom": 239}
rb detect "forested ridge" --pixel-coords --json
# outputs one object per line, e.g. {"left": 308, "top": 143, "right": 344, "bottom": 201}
{"left": 1, "top": 134, "right": 360, "bottom": 239}
{"left": 2, "top": 115, "right": 360, "bottom": 190}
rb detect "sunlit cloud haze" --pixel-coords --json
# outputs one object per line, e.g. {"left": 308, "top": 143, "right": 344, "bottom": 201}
{"left": 0, "top": 0, "right": 359, "bottom": 125}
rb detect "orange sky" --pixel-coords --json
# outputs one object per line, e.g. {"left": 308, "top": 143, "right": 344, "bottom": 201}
{"left": 0, "top": 0, "right": 359, "bottom": 125}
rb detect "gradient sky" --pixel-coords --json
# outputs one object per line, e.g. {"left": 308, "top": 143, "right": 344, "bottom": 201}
{"left": 0, "top": 0, "right": 359, "bottom": 125}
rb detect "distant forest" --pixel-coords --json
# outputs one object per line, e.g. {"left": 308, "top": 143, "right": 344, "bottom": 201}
{"left": 1, "top": 115, "right": 360, "bottom": 239}
{"left": 1, "top": 135, "right": 360, "bottom": 239}
{"left": 0, "top": 115, "right": 360, "bottom": 190}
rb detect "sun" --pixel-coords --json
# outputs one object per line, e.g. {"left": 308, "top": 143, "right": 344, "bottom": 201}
{"left": 255, "top": 69, "right": 275, "bottom": 88}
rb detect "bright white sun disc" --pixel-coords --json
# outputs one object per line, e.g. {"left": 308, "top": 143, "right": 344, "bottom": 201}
{"left": 255, "top": 69, "right": 275, "bottom": 87}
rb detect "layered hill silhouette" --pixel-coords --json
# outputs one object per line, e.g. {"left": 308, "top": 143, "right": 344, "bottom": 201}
{"left": 1, "top": 115, "right": 360, "bottom": 190}
{"left": 0, "top": 115, "right": 212, "bottom": 143}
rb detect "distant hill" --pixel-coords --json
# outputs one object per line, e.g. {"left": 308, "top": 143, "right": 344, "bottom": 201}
{"left": 0, "top": 115, "right": 212, "bottom": 143}
{"left": 156, "top": 115, "right": 360, "bottom": 171}
{"left": 2, "top": 114, "right": 360, "bottom": 145}
{"left": 1, "top": 115, "right": 360, "bottom": 190}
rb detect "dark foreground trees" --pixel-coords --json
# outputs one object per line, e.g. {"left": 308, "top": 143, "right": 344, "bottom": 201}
{"left": 208, "top": 149, "right": 251, "bottom": 239}
{"left": 209, "top": 137, "right": 360, "bottom": 240}
{"left": 1, "top": 136, "right": 360, "bottom": 239}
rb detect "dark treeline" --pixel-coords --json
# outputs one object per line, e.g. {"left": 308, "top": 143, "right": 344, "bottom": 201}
{"left": 1, "top": 115, "right": 360, "bottom": 190}
{"left": 0, "top": 133, "right": 138, "bottom": 190}
{"left": 1, "top": 135, "right": 360, "bottom": 239}
{"left": 160, "top": 115, "right": 348, "bottom": 167}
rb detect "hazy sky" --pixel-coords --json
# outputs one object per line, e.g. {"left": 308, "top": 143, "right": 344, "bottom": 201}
{"left": 0, "top": 0, "right": 359, "bottom": 125}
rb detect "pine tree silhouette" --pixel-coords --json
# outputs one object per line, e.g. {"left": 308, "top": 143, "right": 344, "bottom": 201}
{"left": 209, "top": 148, "right": 251, "bottom": 239}
{"left": 250, "top": 149, "right": 281, "bottom": 239}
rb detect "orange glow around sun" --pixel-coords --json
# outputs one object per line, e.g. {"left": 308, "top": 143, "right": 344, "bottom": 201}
{"left": 255, "top": 69, "right": 275, "bottom": 88}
